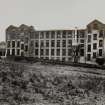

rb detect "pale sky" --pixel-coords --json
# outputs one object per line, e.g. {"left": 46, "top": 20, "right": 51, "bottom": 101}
{"left": 0, "top": 0, "right": 105, "bottom": 41}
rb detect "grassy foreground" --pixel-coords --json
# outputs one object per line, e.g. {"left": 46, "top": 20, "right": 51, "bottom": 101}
{"left": 0, "top": 62, "right": 105, "bottom": 105}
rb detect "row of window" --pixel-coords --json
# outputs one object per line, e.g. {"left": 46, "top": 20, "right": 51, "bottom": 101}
{"left": 35, "top": 40, "right": 72, "bottom": 47}
{"left": 7, "top": 49, "right": 24, "bottom": 56}
{"left": 87, "top": 49, "right": 103, "bottom": 61}
{"left": 88, "top": 34, "right": 103, "bottom": 43}
{"left": 87, "top": 41, "right": 103, "bottom": 52}
{"left": 35, "top": 49, "right": 72, "bottom": 56}
{"left": 7, "top": 41, "right": 28, "bottom": 51}
{"left": 34, "top": 31, "right": 85, "bottom": 39}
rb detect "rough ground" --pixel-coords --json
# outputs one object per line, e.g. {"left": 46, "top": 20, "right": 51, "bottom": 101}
{"left": 0, "top": 62, "right": 105, "bottom": 105}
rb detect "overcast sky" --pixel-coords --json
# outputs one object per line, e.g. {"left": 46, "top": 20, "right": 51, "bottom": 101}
{"left": 0, "top": 0, "right": 105, "bottom": 41}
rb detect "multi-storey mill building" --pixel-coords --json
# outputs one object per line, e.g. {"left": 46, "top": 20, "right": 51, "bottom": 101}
{"left": 5, "top": 19, "right": 105, "bottom": 63}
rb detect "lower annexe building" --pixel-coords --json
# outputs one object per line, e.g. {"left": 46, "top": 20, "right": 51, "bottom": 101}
{"left": 5, "top": 20, "right": 105, "bottom": 63}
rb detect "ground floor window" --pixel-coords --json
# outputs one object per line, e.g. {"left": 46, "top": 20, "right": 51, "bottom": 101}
{"left": 17, "top": 49, "right": 20, "bottom": 56}
{"left": 80, "top": 49, "right": 84, "bottom": 56}
{"left": 35, "top": 49, "right": 38, "bottom": 56}
{"left": 99, "top": 49, "right": 102, "bottom": 56}
{"left": 57, "top": 49, "right": 60, "bottom": 56}
{"left": 87, "top": 54, "right": 91, "bottom": 61}
{"left": 93, "top": 52, "right": 97, "bottom": 58}
{"left": 12, "top": 49, "right": 15, "bottom": 56}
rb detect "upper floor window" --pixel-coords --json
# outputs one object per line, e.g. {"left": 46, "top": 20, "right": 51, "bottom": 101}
{"left": 21, "top": 44, "right": 24, "bottom": 50}
{"left": 99, "top": 30, "right": 103, "bottom": 37}
{"left": 99, "top": 40, "right": 103, "bottom": 47}
{"left": 40, "top": 40, "right": 44, "bottom": 47}
{"left": 93, "top": 34, "right": 97, "bottom": 40}
{"left": 35, "top": 40, "right": 39, "bottom": 47}
{"left": 51, "top": 40, "right": 55, "bottom": 47}
{"left": 62, "top": 40, "right": 66, "bottom": 47}
{"left": 68, "top": 31, "right": 72, "bottom": 38}
{"left": 80, "top": 39, "right": 84, "bottom": 43}
{"left": 93, "top": 52, "right": 97, "bottom": 58}
{"left": 35, "top": 32, "right": 39, "bottom": 39}
{"left": 99, "top": 49, "right": 102, "bottom": 56}
{"left": 68, "top": 40, "right": 72, "bottom": 47}
{"left": 7, "top": 41, "right": 11, "bottom": 47}
{"left": 46, "top": 40, "right": 49, "bottom": 47}
{"left": 12, "top": 41, "right": 15, "bottom": 48}
{"left": 46, "top": 32, "right": 49, "bottom": 38}
{"left": 40, "top": 32, "right": 44, "bottom": 39}
{"left": 17, "top": 41, "right": 20, "bottom": 47}
{"left": 62, "top": 31, "right": 66, "bottom": 38}
{"left": 88, "top": 35, "right": 91, "bottom": 43}
{"left": 51, "top": 31, "right": 55, "bottom": 39}
{"left": 87, "top": 45, "right": 91, "bottom": 52}
{"left": 57, "top": 31, "right": 61, "bottom": 38}
{"left": 57, "top": 40, "right": 60, "bottom": 47}
{"left": 93, "top": 43, "right": 97, "bottom": 50}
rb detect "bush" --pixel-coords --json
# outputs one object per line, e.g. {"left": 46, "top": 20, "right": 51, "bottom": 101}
{"left": 96, "top": 57, "right": 105, "bottom": 65}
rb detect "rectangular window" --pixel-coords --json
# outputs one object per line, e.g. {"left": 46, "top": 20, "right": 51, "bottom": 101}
{"left": 40, "top": 32, "right": 44, "bottom": 39}
{"left": 57, "top": 40, "right": 60, "bottom": 47}
{"left": 7, "top": 41, "right": 11, "bottom": 48}
{"left": 79, "top": 31, "right": 85, "bottom": 38}
{"left": 62, "top": 31, "right": 66, "bottom": 38}
{"left": 12, "top": 41, "right": 15, "bottom": 47}
{"left": 88, "top": 35, "right": 91, "bottom": 43}
{"left": 93, "top": 52, "right": 97, "bottom": 58}
{"left": 80, "top": 49, "right": 84, "bottom": 56}
{"left": 25, "top": 45, "right": 28, "bottom": 52}
{"left": 87, "top": 45, "right": 91, "bottom": 52}
{"left": 21, "top": 44, "right": 24, "bottom": 50}
{"left": 68, "top": 40, "right": 72, "bottom": 47}
{"left": 35, "top": 32, "right": 39, "bottom": 39}
{"left": 62, "top": 40, "right": 66, "bottom": 47}
{"left": 57, "top": 31, "right": 61, "bottom": 38}
{"left": 68, "top": 49, "right": 72, "bottom": 56}
{"left": 93, "top": 34, "right": 97, "bottom": 40}
{"left": 68, "top": 31, "right": 72, "bottom": 38}
{"left": 35, "top": 49, "right": 38, "bottom": 56}
{"left": 51, "top": 40, "right": 55, "bottom": 47}
{"left": 99, "top": 30, "right": 103, "bottom": 37}
{"left": 80, "top": 39, "right": 84, "bottom": 43}
{"left": 62, "top": 57, "right": 66, "bottom": 61}
{"left": 12, "top": 49, "right": 15, "bottom": 56}
{"left": 93, "top": 43, "right": 97, "bottom": 50}
{"left": 80, "top": 44, "right": 84, "bottom": 48}
{"left": 17, "top": 49, "right": 20, "bottom": 55}
{"left": 7, "top": 49, "right": 10, "bottom": 56}
{"left": 62, "top": 49, "right": 66, "bottom": 56}
{"left": 40, "top": 49, "right": 44, "bottom": 55}
{"left": 46, "top": 49, "right": 49, "bottom": 56}
{"left": 21, "top": 52, "right": 24, "bottom": 56}
{"left": 46, "top": 40, "right": 49, "bottom": 47}
{"left": 51, "top": 31, "right": 55, "bottom": 38}
{"left": 57, "top": 49, "right": 60, "bottom": 56}
{"left": 99, "top": 49, "right": 102, "bottom": 56}
{"left": 46, "top": 32, "right": 49, "bottom": 38}
{"left": 87, "top": 54, "right": 91, "bottom": 61}
{"left": 51, "top": 49, "right": 54, "bottom": 56}
{"left": 35, "top": 41, "right": 39, "bottom": 47}
{"left": 99, "top": 40, "right": 103, "bottom": 47}
{"left": 40, "top": 40, "right": 44, "bottom": 47}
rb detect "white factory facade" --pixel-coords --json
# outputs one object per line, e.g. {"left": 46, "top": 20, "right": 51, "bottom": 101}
{"left": 5, "top": 19, "right": 105, "bottom": 63}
